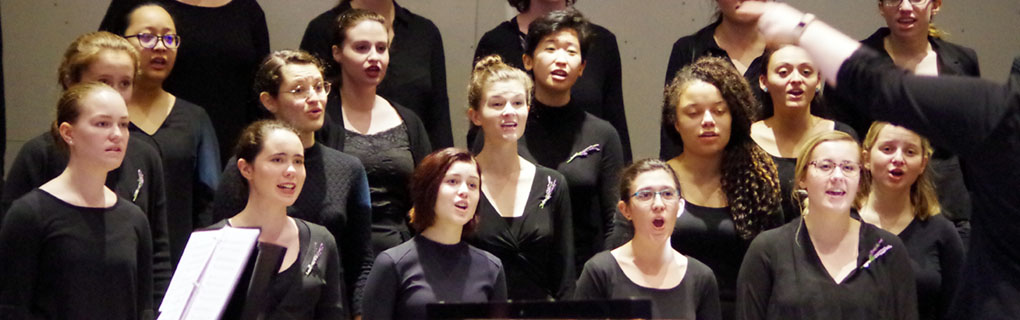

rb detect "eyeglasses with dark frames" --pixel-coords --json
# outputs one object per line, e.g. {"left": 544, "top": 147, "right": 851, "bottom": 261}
{"left": 631, "top": 188, "right": 680, "bottom": 203}
{"left": 880, "top": 0, "right": 931, "bottom": 7}
{"left": 125, "top": 33, "right": 181, "bottom": 49}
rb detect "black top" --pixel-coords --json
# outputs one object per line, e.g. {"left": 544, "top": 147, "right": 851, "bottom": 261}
{"left": 766, "top": 121, "right": 857, "bottom": 221}
{"left": 896, "top": 214, "right": 964, "bottom": 320}
{"left": 574, "top": 251, "right": 721, "bottom": 320}
{"left": 835, "top": 48, "right": 1020, "bottom": 319}
{"left": 211, "top": 143, "right": 373, "bottom": 315}
{"left": 100, "top": 0, "right": 271, "bottom": 163}
{"left": 344, "top": 124, "right": 416, "bottom": 256}
{"left": 210, "top": 218, "right": 344, "bottom": 319}
{"left": 736, "top": 217, "right": 918, "bottom": 320}
{"left": 0, "top": 189, "right": 153, "bottom": 320}
{"left": 463, "top": 166, "right": 575, "bottom": 300}
{"left": 660, "top": 21, "right": 767, "bottom": 160}
{"left": 609, "top": 202, "right": 749, "bottom": 317}
{"left": 830, "top": 28, "right": 981, "bottom": 236}
{"left": 469, "top": 17, "right": 632, "bottom": 162}
{"left": 129, "top": 98, "right": 220, "bottom": 266}
{"left": 301, "top": 1, "right": 452, "bottom": 149}
{"left": 1, "top": 132, "right": 171, "bottom": 306}
{"left": 506, "top": 98, "right": 624, "bottom": 273}
{"left": 362, "top": 236, "right": 508, "bottom": 320}
{"left": 317, "top": 92, "right": 433, "bottom": 165}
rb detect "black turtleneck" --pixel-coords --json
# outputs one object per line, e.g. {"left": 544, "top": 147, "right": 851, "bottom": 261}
{"left": 519, "top": 98, "right": 624, "bottom": 272}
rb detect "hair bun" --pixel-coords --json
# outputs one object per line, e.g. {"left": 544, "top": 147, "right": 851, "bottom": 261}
{"left": 473, "top": 55, "right": 506, "bottom": 74}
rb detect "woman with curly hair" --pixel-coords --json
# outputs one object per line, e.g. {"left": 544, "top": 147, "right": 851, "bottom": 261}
{"left": 609, "top": 56, "right": 782, "bottom": 319}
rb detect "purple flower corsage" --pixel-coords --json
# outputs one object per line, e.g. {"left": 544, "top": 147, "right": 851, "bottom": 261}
{"left": 539, "top": 176, "right": 557, "bottom": 208}
{"left": 860, "top": 238, "right": 893, "bottom": 270}
{"left": 566, "top": 144, "right": 602, "bottom": 164}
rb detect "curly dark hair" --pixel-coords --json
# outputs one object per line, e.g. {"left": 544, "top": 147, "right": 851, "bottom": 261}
{"left": 663, "top": 56, "right": 783, "bottom": 239}
{"left": 506, "top": 0, "right": 578, "bottom": 13}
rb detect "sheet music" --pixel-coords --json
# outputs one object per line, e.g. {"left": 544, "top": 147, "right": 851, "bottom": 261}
{"left": 156, "top": 226, "right": 260, "bottom": 320}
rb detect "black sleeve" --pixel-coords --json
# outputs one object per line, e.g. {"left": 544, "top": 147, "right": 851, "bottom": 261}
{"left": 424, "top": 23, "right": 453, "bottom": 149}
{"left": 937, "top": 220, "right": 965, "bottom": 319}
{"left": 492, "top": 262, "right": 508, "bottom": 301}
{"left": 344, "top": 165, "right": 373, "bottom": 315}
{"left": 98, "top": 0, "right": 141, "bottom": 33}
{"left": 300, "top": 10, "right": 339, "bottom": 78}
{"left": 696, "top": 265, "right": 723, "bottom": 320}
{"left": 885, "top": 236, "right": 919, "bottom": 320}
{"left": 836, "top": 48, "right": 1016, "bottom": 156}
{"left": 210, "top": 158, "right": 247, "bottom": 222}
{"left": 193, "top": 111, "right": 221, "bottom": 228}
{"left": 362, "top": 253, "right": 399, "bottom": 320}
{"left": 404, "top": 110, "right": 434, "bottom": 165}
{"left": 145, "top": 151, "right": 171, "bottom": 307}
{"left": 598, "top": 131, "right": 624, "bottom": 247}
{"left": 0, "top": 199, "right": 43, "bottom": 316}
{"left": 552, "top": 175, "right": 576, "bottom": 299}
{"left": 134, "top": 207, "right": 155, "bottom": 320}
{"left": 317, "top": 233, "right": 346, "bottom": 320}
{"left": 1, "top": 138, "right": 50, "bottom": 216}
{"left": 572, "top": 257, "right": 608, "bottom": 300}
{"left": 735, "top": 235, "right": 774, "bottom": 320}
{"left": 597, "top": 32, "right": 632, "bottom": 163}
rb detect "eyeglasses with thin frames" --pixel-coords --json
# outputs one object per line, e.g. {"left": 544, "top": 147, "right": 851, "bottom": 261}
{"left": 808, "top": 160, "right": 861, "bottom": 177}
{"left": 880, "top": 0, "right": 931, "bottom": 7}
{"left": 285, "top": 81, "right": 331, "bottom": 100}
{"left": 125, "top": 33, "right": 181, "bottom": 49}
{"left": 631, "top": 188, "right": 680, "bottom": 203}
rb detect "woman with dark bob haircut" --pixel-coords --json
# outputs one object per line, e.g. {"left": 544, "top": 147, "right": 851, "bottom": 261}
{"left": 609, "top": 56, "right": 782, "bottom": 319}
{"left": 363, "top": 148, "right": 507, "bottom": 320}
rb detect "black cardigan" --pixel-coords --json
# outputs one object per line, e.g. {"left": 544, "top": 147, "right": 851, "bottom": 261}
{"left": 836, "top": 47, "right": 1020, "bottom": 320}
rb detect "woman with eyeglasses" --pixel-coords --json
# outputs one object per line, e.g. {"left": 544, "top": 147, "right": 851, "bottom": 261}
{"left": 210, "top": 49, "right": 373, "bottom": 318}
{"left": 315, "top": 9, "right": 432, "bottom": 259}
{"left": 609, "top": 56, "right": 782, "bottom": 320}
{"left": 736, "top": 131, "right": 917, "bottom": 320}
{"left": 830, "top": 0, "right": 979, "bottom": 248}
{"left": 575, "top": 159, "right": 721, "bottom": 319}
{"left": 116, "top": 3, "right": 220, "bottom": 267}
{"left": 856, "top": 122, "right": 963, "bottom": 320}
{"left": 210, "top": 120, "right": 345, "bottom": 319}
{"left": 100, "top": 0, "right": 270, "bottom": 165}
{"left": 1, "top": 31, "right": 171, "bottom": 306}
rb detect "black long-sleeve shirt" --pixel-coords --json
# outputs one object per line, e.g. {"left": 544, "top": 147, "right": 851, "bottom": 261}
{"left": 301, "top": 1, "right": 453, "bottom": 149}
{"left": 100, "top": 0, "right": 270, "bottom": 164}
{"left": 736, "top": 217, "right": 918, "bottom": 320}
{"left": 835, "top": 47, "right": 1020, "bottom": 320}
{"left": 896, "top": 214, "right": 964, "bottom": 320}
{"left": 211, "top": 143, "right": 373, "bottom": 315}
{"left": 513, "top": 98, "right": 624, "bottom": 273}
{"left": 0, "top": 190, "right": 154, "bottom": 319}
{"left": 362, "top": 236, "right": 507, "bottom": 320}
{"left": 464, "top": 166, "right": 574, "bottom": 300}
{"left": 574, "top": 251, "right": 721, "bottom": 320}
{"left": 1, "top": 132, "right": 170, "bottom": 306}
{"left": 129, "top": 98, "right": 220, "bottom": 266}
{"left": 470, "top": 17, "right": 632, "bottom": 162}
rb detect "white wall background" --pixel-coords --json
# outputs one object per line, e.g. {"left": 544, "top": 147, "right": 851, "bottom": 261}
{"left": 4, "top": 0, "right": 1019, "bottom": 174}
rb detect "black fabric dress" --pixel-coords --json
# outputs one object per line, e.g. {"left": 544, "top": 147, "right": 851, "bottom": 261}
{"left": 362, "top": 236, "right": 508, "bottom": 320}
{"left": 660, "top": 20, "right": 768, "bottom": 160}
{"left": 609, "top": 202, "right": 755, "bottom": 320}
{"left": 1, "top": 132, "right": 171, "bottom": 306}
{"left": 211, "top": 143, "right": 373, "bottom": 315}
{"left": 764, "top": 121, "right": 857, "bottom": 221}
{"left": 835, "top": 47, "right": 1020, "bottom": 319}
{"left": 469, "top": 17, "right": 631, "bottom": 162}
{"left": 736, "top": 217, "right": 918, "bottom": 320}
{"left": 574, "top": 251, "right": 721, "bottom": 320}
{"left": 493, "top": 98, "right": 624, "bottom": 273}
{"left": 464, "top": 166, "right": 574, "bottom": 300}
{"left": 100, "top": 0, "right": 270, "bottom": 163}
{"left": 301, "top": 1, "right": 452, "bottom": 149}
{"left": 896, "top": 214, "right": 965, "bottom": 320}
{"left": 210, "top": 218, "right": 344, "bottom": 320}
{"left": 829, "top": 28, "right": 980, "bottom": 248}
{"left": 129, "top": 98, "right": 219, "bottom": 266}
{"left": 0, "top": 190, "right": 153, "bottom": 320}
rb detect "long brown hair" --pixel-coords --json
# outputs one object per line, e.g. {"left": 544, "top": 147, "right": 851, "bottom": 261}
{"left": 856, "top": 122, "right": 941, "bottom": 219}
